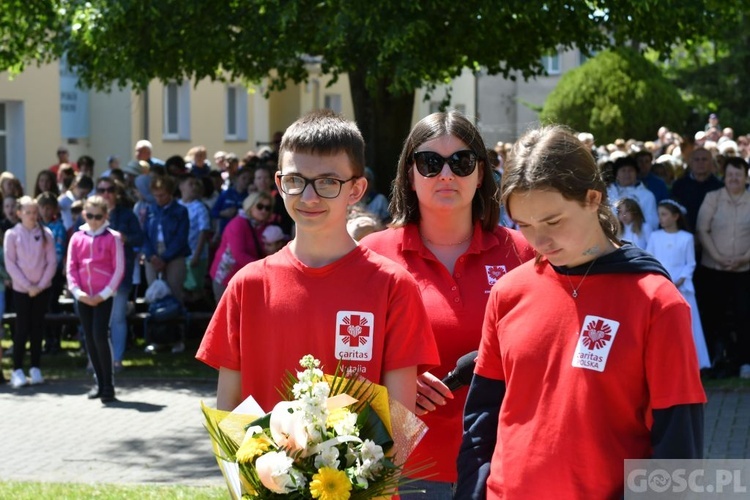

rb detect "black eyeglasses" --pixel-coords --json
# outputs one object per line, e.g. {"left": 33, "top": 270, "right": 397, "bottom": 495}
{"left": 97, "top": 186, "right": 116, "bottom": 194}
{"left": 412, "top": 150, "right": 477, "bottom": 177}
{"left": 84, "top": 212, "right": 104, "bottom": 221}
{"left": 255, "top": 203, "right": 272, "bottom": 211}
{"left": 277, "top": 174, "right": 358, "bottom": 199}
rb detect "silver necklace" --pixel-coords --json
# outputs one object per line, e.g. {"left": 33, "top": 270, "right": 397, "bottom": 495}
{"left": 565, "top": 259, "right": 597, "bottom": 298}
{"left": 420, "top": 231, "right": 472, "bottom": 246}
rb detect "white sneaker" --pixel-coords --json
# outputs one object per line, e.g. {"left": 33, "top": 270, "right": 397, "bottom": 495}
{"left": 740, "top": 364, "right": 750, "bottom": 380}
{"left": 29, "top": 367, "right": 44, "bottom": 385}
{"left": 10, "top": 369, "right": 27, "bottom": 388}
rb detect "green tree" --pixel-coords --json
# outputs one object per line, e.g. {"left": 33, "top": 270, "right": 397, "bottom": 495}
{"left": 0, "top": 1, "right": 738, "bottom": 190}
{"left": 540, "top": 48, "right": 686, "bottom": 144}
{"left": 647, "top": 8, "right": 750, "bottom": 135}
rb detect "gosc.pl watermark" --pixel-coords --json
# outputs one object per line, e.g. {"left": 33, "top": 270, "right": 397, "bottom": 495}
{"left": 625, "top": 459, "right": 750, "bottom": 498}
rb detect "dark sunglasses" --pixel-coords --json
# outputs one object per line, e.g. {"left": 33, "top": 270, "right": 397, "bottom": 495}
{"left": 96, "top": 186, "right": 116, "bottom": 194}
{"left": 255, "top": 203, "right": 272, "bottom": 211}
{"left": 84, "top": 212, "right": 104, "bottom": 221}
{"left": 412, "top": 150, "right": 477, "bottom": 177}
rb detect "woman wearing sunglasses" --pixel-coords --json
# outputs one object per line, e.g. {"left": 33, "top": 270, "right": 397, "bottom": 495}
{"left": 359, "top": 111, "right": 534, "bottom": 497}
{"left": 209, "top": 190, "right": 274, "bottom": 301}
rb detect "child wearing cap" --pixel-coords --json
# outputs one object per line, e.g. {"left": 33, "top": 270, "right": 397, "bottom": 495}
{"left": 261, "top": 224, "right": 286, "bottom": 255}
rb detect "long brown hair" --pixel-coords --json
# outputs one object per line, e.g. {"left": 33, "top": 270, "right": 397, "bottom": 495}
{"left": 389, "top": 111, "right": 499, "bottom": 230}
{"left": 502, "top": 125, "right": 619, "bottom": 243}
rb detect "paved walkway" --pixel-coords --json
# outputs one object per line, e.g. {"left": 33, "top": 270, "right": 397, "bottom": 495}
{"left": 0, "top": 378, "right": 224, "bottom": 486}
{"left": 0, "top": 380, "right": 748, "bottom": 486}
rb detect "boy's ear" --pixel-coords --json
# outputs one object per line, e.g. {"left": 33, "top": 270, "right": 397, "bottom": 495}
{"left": 274, "top": 171, "right": 283, "bottom": 193}
{"left": 347, "top": 176, "right": 368, "bottom": 205}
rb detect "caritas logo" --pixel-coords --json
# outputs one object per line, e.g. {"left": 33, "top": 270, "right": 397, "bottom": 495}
{"left": 571, "top": 315, "right": 620, "bottom": 372}
{"left": 335, "top": 311, "right": 375, "bottom": 361}
{"left": 582, "top": 319, "right": 613, "bottom": 350}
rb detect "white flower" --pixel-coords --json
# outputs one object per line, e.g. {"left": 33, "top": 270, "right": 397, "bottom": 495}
{"left": 314, "top": 444, "right": 341, "bottom": 469}
{"left": 332, "top": 411, "right": 358, "bottom": 437}
{"left": 360, "top": 440, "right": 384, "bottom": 462}
{"left": 255, "top": 451, "right": 299, "bottom": 494}
{"left": 312, "top": 381, "right": 330, "bottom": 399}
{"left": 269, "top": 402, "right": 309, "bottom": 453}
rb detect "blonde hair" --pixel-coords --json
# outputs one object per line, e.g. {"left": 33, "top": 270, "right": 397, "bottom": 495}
{"left": 242, "top": 190, "right": 273, "bottom": 214}
{"left": 84, "top": 195, "right": 109, "bottom": 214}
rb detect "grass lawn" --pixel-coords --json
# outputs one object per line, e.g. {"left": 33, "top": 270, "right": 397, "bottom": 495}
{"left": 0, "top": 482, "right": 227, "bottom": 499}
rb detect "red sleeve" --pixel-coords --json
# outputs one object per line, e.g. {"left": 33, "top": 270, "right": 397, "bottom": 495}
{"left": 645, "top": 282, "right": 707, "bottom": 410}
{"left": 196, "top": 277, "right": 244, "bottom": 371}
{"left": 475, "top": 287, "right": 506, "bottom": 381}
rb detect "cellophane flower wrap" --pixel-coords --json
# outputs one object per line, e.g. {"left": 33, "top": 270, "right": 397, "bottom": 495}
{"left": 202, "top": 355, "right": 430, "bottom": 499}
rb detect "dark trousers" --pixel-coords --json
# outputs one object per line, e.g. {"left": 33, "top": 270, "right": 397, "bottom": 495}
{"left": 695, "top": 266, "right": 750, "bottom": 366}
{"left": 12, "top": 289, "right": 50, "bottom": 371}
{"left": 79, "top": 298, "right": 115, "bottom": 396}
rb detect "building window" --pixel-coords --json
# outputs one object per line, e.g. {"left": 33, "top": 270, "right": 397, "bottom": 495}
{"left": 225, "top": 85, "right": 248, "bottom": 141}
{"left": 163, "top": 82, "right": 190, "bottom": 140}
{"left": 541, "top": 51, "right": 561, "bottom": 75}
{"left": 0, "top": 103, "right": 6, "bottom": 173}
{"left": 324, "top": 94, "right": 342, "bottom": 114}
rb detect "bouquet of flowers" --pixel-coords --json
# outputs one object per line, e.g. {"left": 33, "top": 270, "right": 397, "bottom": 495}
{"left": 202, "top": 355, "right": 429, "bottom": 499}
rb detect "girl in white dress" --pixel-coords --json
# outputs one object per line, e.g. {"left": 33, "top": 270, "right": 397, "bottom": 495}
{"left": 647, "top": 199, "right": 711, "bottom": 368}
{"left": 616, "top": 197, "right": 651, "bottom": 249}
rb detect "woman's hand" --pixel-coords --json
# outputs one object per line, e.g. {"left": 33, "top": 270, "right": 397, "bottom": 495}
{"left": 415, "top": 371, "right": 454, "bottom": 416}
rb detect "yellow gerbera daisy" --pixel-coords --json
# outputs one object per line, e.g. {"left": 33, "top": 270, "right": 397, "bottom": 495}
{"left": 326, "top": 407, "right": 352, "bottom": 429}
{"left": 309, "top": 467, "right": 352, "bottom": 500}
{"left": 235, "top": 436, "right": 272, "bottom": 464}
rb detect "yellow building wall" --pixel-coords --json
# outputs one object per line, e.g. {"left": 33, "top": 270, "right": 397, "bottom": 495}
{"left": 0, "top": 63, "right": 65, "bottom": 188}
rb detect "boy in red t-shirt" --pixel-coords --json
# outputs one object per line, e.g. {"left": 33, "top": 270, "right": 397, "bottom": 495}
{"left": 197, "top": 110, "right": 439, "bottom": 412}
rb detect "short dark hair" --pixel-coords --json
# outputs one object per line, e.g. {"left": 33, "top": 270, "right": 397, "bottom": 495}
{"left": 77, "top": 155, "right": 95, "bottom": 169}
{"left": 724, "top": 156, "right": 749, "bottom": 176}
{"left": 390, "top": 110, "right": 499, "bottom": 230}
{"left": 76, "top": 175, "right": 94, "bottom": 191}
{"left": 613, "top": 155, "right": 639, "bottom": 176}
{"left": 278, "top": 109, "right": 365, "bottom": 177}
{"left": 36, "top": 191, "right": 59, "bottom": 208}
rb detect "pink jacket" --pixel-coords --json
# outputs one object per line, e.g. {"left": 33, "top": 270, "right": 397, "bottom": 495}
{"left": 66, "top": 222, "right": 125, "bottom": 300}
{"left": 4, "top": 223, "right": 57, "bottom": 293}
{"left": 209, "top": 212, "right": 267, "bottom": 286}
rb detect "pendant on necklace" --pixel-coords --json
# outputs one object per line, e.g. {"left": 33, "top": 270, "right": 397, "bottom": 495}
{"left": 572, "top": 290, "right": 578, "bottom": 298}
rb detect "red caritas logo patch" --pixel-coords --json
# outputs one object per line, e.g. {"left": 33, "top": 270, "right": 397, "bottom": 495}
{"left": 339, "top": 314, "right": 370, "bottom": 347}
{"left": 485, "top": 265, "right": 507, "bottom": 286}
{"left": 581, "top": 319, "right": 613, "bottom": 350}
{"left": 571, "top": 315, "right": 620, "bottom": 372}
{"left": 336, "top": 311, "right": 375, "bottom": 361}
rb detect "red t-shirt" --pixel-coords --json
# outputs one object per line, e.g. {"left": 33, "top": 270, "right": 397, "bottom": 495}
{"left": 361, "top": 222, "right": 534, "bottom": 482}
{"left": 196, "top": 245, "right": 440, "bottom": 412}
{"left": 476, "top": 260, "right": 707, "bottom": 499}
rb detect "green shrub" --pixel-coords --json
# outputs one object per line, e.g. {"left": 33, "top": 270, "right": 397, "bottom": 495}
{"left": 540, "top": 48, "right": 687, "bottom": 144}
